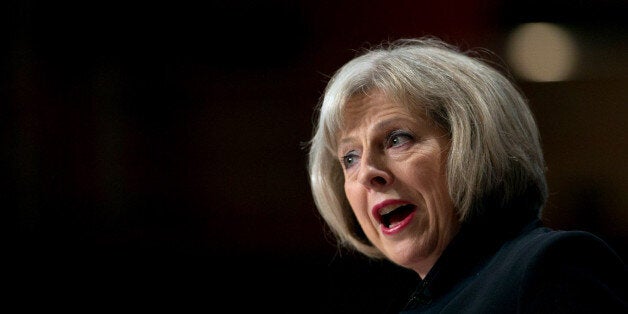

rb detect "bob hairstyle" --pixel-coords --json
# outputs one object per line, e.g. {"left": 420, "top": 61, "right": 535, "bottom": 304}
{"left": 307, "top": 38, "right": 548, "bottom": 258}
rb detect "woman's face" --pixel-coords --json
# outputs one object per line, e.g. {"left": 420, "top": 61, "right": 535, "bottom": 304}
{"left": 337, "top": 90, "right": 459, "bottom": 278}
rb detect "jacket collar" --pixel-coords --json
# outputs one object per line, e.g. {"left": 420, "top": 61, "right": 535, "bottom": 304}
{"left": 402, "top": 217, "right": 542, "bottom": 310}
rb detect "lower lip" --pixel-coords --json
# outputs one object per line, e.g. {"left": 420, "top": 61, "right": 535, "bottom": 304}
{"left": 381, "top": 210, "right": 416, "bottom": 235}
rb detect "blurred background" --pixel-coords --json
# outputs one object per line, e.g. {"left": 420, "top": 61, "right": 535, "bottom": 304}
{"left": 3, "top": 0, "right": 626, "bottom": 312}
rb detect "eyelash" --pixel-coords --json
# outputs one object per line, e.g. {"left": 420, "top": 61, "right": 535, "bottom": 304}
{"left": 340, "top": 130, "right": 414, "bottom": 170}
{"left": 385, "top": 130, "right": 414, "bottom": 148}
{"left": 341, "top": 151, "right": 358, "bottom": 169}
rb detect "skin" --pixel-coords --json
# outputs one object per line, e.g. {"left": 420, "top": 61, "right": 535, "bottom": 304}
{"left": 337, "top": 90, "right": 460, "bottom": 278}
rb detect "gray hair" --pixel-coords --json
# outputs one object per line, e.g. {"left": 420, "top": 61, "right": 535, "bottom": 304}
{"left": 307, "top": 38, "right": 548, "bottom": 258}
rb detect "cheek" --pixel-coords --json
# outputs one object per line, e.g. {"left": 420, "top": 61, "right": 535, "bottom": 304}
{"left": 344, "top": 184, "right": 375, "bottom": 230}
{"left": 401, "top": 160, "right": 443, "bottom": 186}
{"left": 344, "top": 184, "right": 365, "bottom": 216}
{"left": 401, "top": 157, "right": 450, "bottom": 203}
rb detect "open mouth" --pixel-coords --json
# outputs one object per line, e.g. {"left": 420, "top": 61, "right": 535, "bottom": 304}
{"left": 380, "top": 204, "right": 417, "bottom": 229}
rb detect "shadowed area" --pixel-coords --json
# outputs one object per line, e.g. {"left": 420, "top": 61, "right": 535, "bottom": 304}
{"left": 3, "top": 0, "right": 626, "bottom": 312}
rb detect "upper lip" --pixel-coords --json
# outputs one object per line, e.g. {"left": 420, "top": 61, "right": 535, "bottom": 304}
{"left": 371, "top": 199, "right": 414, "bottom": 224}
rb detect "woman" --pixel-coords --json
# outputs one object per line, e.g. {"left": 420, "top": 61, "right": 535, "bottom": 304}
{"left": 307, "top": 38, "right": 626, "bottom": 313}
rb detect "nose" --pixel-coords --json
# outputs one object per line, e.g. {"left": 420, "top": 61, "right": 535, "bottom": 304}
{"left": 357, "top": 151, "right": 393, "bottom": 190}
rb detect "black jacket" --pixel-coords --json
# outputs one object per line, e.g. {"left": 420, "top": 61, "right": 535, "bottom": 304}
{"left": 400, "top": 219, "right": 627, "bottom": 313}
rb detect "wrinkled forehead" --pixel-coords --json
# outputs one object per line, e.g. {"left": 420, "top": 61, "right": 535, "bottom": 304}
{"left": 341, "top": 91, "right": 385, "bottom": 127}
{"left": 331, "top": 90, "right": 431, "bottom": 154}
{"left": 339, "top": 89, "right": 423, "bottom": 132}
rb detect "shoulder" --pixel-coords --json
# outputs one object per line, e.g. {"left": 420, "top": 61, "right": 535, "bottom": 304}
{"left": 501, "top": 226, "right": 627, "bottom": 313}
{"left": 420, "top": 224, "right": 626, "bottom": 313}
{"left": 486, "top": 225, "right": 624, "bottom": 277}
{"left": 504, "top": 226, "right": 622, "bottom": 266}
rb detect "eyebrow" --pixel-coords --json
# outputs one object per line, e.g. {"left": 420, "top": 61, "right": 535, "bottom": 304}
{"left": 337, "top": 117, "right": 411, "bottom": 148}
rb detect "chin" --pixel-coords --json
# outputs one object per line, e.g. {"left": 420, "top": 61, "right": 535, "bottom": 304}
{"left": 387, "top": 242, "right": 432, "bottom": 267}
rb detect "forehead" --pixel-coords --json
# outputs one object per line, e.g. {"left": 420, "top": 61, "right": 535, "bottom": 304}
{"left": 341, "top": 90, "right": 417, "bottom": 130}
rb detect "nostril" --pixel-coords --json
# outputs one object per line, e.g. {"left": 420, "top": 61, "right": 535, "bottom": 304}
{"left": 372, "top": 176, "right": 387, "bottom": 185}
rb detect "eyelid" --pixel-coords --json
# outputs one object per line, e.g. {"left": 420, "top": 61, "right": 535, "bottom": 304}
{"left": 339, "top": 148, "right": 356, "bottom": 159}
{"left": 385, "top": 129, "right": 414, "bottom": 147}
{"left": 340, "top": 150, "right": 360, "bottom": 169}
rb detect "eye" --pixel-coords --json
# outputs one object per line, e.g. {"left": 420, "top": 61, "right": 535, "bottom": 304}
{"left": 340, "top": 151, "right": 360, "bottom": 169}
{"left": 385, "top": 130, "right": 413, "bottom": 148}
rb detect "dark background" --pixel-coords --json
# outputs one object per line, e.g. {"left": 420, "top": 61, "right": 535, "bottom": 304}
{"left": 3, "top": 0, "right": 627, "bottom": 312}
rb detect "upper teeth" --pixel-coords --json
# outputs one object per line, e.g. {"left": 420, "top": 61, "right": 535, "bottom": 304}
{"left": 380, "top": 205, "right": 404, "bottom": 216}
